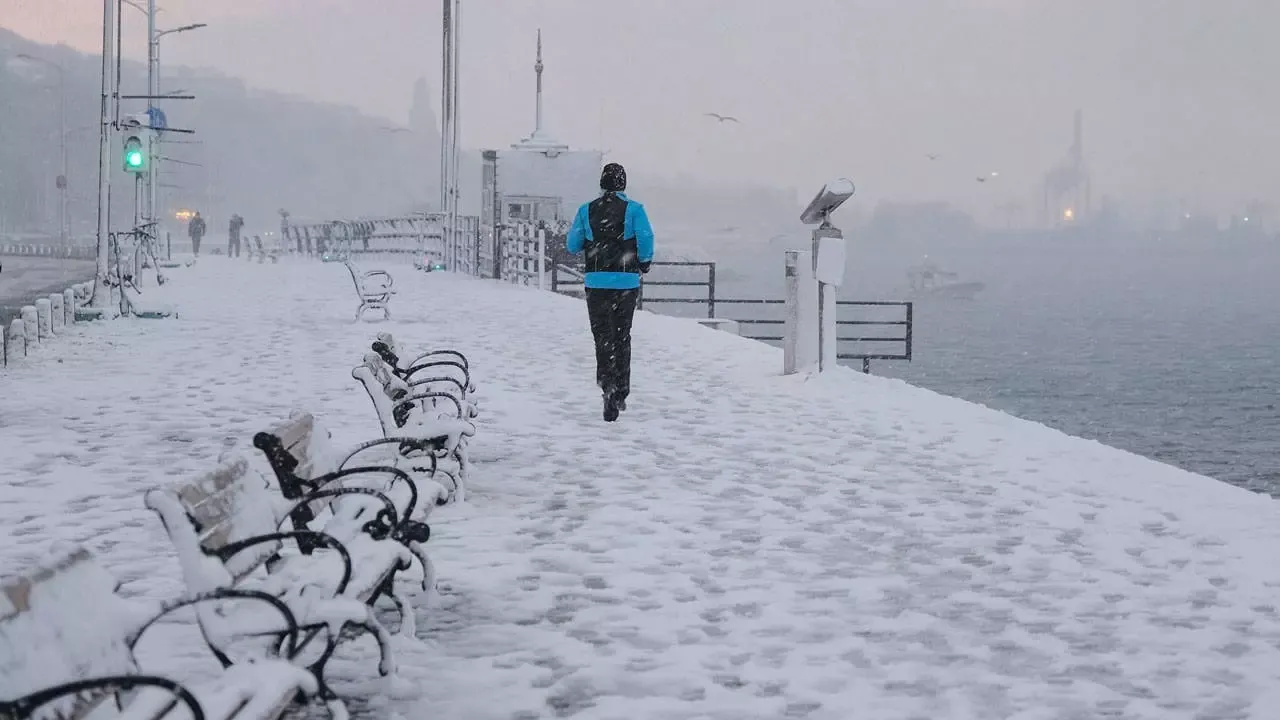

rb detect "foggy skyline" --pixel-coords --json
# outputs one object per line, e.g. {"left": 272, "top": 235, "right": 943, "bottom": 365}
{"left": 5, "top": 0, "right": 1277, "bottom": 220}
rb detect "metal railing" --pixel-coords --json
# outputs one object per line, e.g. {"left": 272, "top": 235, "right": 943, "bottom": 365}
{"left": 715, "top": 298, "right": 913, "bottom": 373}
{"left": 550, "top": 260, "right": 912, "bottom": 373}
{"left": 552, "top": 261, "right": 718, "bottom": 316}
{"left": 283, "top": 214, "right": 483, "bottom": 273}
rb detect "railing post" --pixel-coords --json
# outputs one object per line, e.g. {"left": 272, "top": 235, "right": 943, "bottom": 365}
{"left": 537, "top": 227, "right": 546, "bottom": 291}
{"left": 905, "top": 302, "right": 914, "bottom": 362}
{"left": 862, "top": 358, "right": 871, "bottom": 374}
{"left": 707, "top": 262, "right": 716, "bottom": 318}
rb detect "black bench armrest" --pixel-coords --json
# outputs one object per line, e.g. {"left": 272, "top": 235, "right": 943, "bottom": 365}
{"left": 406, "top": 375, "right": 467, "bottom": 397}
{"left": 133, "top": 588, "right": 305, "bottom": 659}
{"left": 217, "top": 530, "right": 353, "bottom": 596}
{"left": 285, "top": 483, "right": 408, "bottom": 538}
{"left": 0, "top": 676, "right": 206, "bottom": 720}
{"left": 395, "top": 391, "right": 463, "bottom": 419}
{"left": 403, "top": 359, "right": 470, "bottom": 388}
{"left": 339, "top": 436, "right": 450, "bottom": 465}
{"left": 406, "top": 349, "right": 469, "bottom": 370}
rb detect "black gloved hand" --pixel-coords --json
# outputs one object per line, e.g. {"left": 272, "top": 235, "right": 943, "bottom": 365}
{"left": 639, "top": 261, "right": 652, "bottom": 275}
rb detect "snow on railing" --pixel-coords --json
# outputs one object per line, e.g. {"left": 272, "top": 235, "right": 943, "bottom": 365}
{"left": 499, "top": 221, "right": 547, "bottom": 290}
{"left": 283, "top": 214, "right": 485, "bottom": 273}
{"left": 0, "top": 243, "right": 96, "bottom": 260}
{"left": 3, "top": 282, "right": 93, "bottom": 368}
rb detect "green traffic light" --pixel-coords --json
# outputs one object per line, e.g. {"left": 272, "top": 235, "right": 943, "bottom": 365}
{"left": 126, "top": 151, "right": 144, "bottom": 168}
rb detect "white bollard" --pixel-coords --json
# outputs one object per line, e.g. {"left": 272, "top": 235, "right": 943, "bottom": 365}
{"left": 50, "top": 293, "right": 64, "bottom": 330}
{"left": 7, "top": 319, "right": 26, "bottom": 360}
{"left": 63, "top": 288, "right": 76, "bottom": 324}
{"left": 35, "top": 299, "right": 53, "bottom": 339}
{"left": 20, "top": 306, "right": 38, "bottom": 347}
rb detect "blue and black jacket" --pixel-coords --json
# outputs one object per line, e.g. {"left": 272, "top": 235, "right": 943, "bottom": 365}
{"left": 566, "top": 191, "right": 655, "bottom": 290}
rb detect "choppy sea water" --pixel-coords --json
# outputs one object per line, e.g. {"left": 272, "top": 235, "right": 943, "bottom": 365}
{"left": 696, "top": 232, "right": 1280, "bottom": 496}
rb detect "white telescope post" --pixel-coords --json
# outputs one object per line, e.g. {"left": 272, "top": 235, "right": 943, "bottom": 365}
{"left": 797, "top": 179, "right": 854, "bottom": 374}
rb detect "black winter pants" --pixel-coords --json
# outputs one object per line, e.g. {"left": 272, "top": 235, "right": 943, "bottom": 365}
{"left": 585, "top": 287, "right": 639, "bottom": 400}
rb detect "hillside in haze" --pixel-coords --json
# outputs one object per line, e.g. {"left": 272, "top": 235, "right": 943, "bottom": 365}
{"left": 0, "top": 27, "right": 441, "bottom": 238}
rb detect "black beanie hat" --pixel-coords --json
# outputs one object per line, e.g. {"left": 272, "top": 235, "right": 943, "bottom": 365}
{"left": 600, "top": 162, "right": 627, "bottom": 192}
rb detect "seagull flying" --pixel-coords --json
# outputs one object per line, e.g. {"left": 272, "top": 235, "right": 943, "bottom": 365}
{"left": 926, "top": 153, "right": 940, "bottom": 161}
{"left": 704, "top": 113, "right": 740, "bottom": 124}
{"left": 975, "top": 176, "right": 988, "bottom": 183}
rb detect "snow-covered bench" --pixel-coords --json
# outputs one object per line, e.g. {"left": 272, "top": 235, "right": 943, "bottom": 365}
{"left": 352, "top": 353, "right": 476, "bottom": 501}
{"left": 0, "top": 546, "right": 316, "bottom": 720}
{"left": 344, "top": 261, "right": 393, "bottom": 322}
{"left": 370, "top": 331, "right": 473, "bottom": 394}
{"left": 251, "top": 412, "right": 444, "bottom": 594}
{"left": 144, "top": 456, "right": 409, "bottom": 717}
{"left": 245, "top": 236, "right": 278, "bottom": 264}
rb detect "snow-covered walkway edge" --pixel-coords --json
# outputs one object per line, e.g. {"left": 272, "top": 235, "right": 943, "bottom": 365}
{"left": 2, "top": 258, "right": 1279, "bottom": 719}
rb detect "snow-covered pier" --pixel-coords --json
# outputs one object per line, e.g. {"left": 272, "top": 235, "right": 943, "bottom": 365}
{"left": 3, "top": 258, "right": 1280, "bottom": 719}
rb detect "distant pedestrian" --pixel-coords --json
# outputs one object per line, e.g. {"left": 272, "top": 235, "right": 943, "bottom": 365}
{"left": 188, "top": 211, "right": 206, "bottom": 257}
{"left": 228, "top": 213, "right": 244, "bottom": 258}
{"left": 566, "top": 162, "right": 655, "bottom": 422}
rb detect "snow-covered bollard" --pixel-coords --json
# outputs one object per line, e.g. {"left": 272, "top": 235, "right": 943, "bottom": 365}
{"left": 51, "top": 293, "right": 65, "bottom": 330}
{"left": 20, "top": 306, "right": 38, "bottom": 346}
{"left": 63, "top": 288, "right": 76, "bottom": 324}
{"left": 35, "top": 298, "right": 53, "bottom": 339}
{"left": 7, "top": 319, "right": 26, "bottom": 359}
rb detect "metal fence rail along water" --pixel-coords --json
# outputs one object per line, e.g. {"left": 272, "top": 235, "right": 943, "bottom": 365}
{"left": 272, "top": 214, "right": 914, "bottom": 374}
{"left": 552, "top": 259, "right": 913, "bottom": 374}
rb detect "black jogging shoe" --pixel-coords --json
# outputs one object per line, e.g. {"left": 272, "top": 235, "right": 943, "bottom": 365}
{"left": 603, "top": 394, "right": 620, "bottom": 422}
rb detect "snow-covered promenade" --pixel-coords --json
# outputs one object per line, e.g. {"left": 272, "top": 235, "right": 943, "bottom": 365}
{"left": 3, "top": 257, "right": 1280, "bottom": 720}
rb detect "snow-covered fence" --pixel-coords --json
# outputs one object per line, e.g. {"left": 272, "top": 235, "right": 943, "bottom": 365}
{"left": 0, "top": 243, "right": 96, "bottom": 260}
{"left": 499, "top": 221, "right": 547, "bottom": 289}
{"left": 282, "top": 214, "right": 481, "bottom": 267}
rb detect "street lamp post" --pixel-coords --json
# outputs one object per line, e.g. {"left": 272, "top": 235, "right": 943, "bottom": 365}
{"left": 91, "top": 0, "right": 116, "bottom": 310}
{"left": 16, "top": 53, "right": 69, "bottom": 247}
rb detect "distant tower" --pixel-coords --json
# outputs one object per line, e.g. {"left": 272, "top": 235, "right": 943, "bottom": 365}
{"left": 1042, "top": 109, "right": 1091, "bottom": 227}
{"left": 513, "top": 29, "right": 568, "bottom": 154}
{"left": 535, "top": 29, "right": 544, "bottom": 136}
{"left": 1070, "top": 109, "right": 1083, "bottom": 170}
{"left": 408, "top": 77, "right": 439, "bottom": 138}
{"left": 407, "top": 77, "right": 442, "bottom": 208}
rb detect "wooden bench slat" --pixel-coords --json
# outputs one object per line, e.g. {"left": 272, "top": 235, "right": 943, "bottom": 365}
{"left": 0, "top": 548, "right": 139, "bottom": 718}
{"left": 0, "top": 548, "right": 316, "bottom": 720}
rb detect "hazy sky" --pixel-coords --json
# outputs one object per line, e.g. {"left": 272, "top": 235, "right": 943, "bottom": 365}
{"left": 5, "top": 0, "right": 1278, "bottom": 218}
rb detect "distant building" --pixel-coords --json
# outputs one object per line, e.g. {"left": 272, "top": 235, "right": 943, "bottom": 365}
{"left": 480, "top": 30, "right": 602, "bottom": 230}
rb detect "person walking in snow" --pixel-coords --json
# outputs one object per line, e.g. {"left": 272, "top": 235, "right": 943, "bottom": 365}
{"left": 566, "top": 162, "right": 655, "bottom": 422}
{"left": 188, "top": 211, "right": 206, "bottom": 257}
{"left": 228, "top": 213, "right": 244, "bottom": 258}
